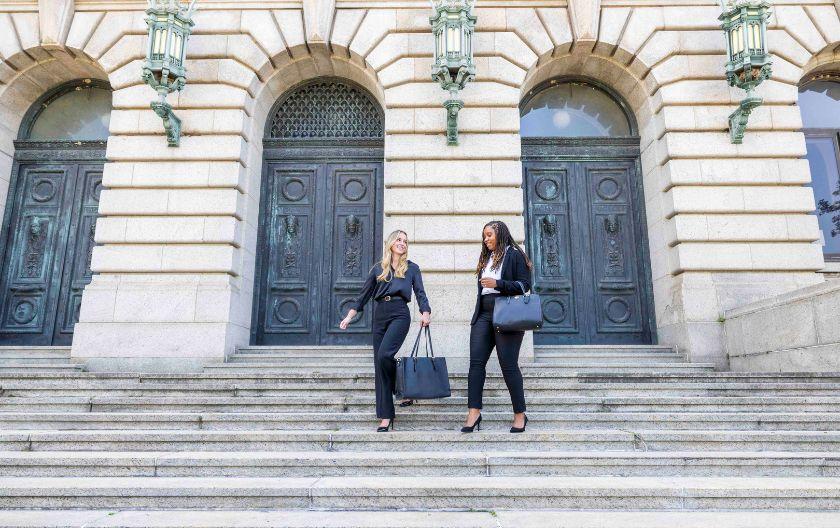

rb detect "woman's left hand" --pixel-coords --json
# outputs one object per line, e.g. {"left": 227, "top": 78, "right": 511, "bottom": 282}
{"left": 420, "top": 312, "right": 431, "bottom": 327}
{"left": 479, "top": 277, "right": 497, "bottom": 288}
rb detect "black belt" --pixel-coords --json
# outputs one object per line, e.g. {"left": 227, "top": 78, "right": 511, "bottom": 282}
{"left": 378, "top": 295, "right": 406, "bottom": 303}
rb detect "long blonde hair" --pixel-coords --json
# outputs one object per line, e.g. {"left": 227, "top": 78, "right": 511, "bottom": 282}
{"left": 377, "top": 230, "right": 409, "bottom": 282}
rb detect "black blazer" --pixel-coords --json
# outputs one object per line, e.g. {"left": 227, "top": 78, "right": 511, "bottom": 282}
{"left": 471, "top": 246, "right": 532, "bottom": 325}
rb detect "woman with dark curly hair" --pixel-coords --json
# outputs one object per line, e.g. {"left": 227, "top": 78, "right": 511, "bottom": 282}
{"left": 461, "top": 220, "right": 532, "bottom": 434}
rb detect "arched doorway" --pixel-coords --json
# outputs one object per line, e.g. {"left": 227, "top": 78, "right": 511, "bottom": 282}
{"left": 252, "top": 78, "right": 384, "bottom": 346}
{"left": 0, "top": 79, "right": 111, "bottom": 345}
{"left": 798, "top": 75, "right": 840, "bottom": 262}
{"left": 520, "top": 78, "right": 655, "bottom": 345}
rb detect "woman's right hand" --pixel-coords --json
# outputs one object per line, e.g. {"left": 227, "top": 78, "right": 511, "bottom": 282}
{"left": 339, "top": 309, "right": 358, "bottom": 330}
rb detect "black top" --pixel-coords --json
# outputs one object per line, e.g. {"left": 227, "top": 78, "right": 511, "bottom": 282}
{"left": 471, "top": 246, "right": 532, "bottom": 326}
{"left": 351, "top": 260, "right": 431, "bottom": 313}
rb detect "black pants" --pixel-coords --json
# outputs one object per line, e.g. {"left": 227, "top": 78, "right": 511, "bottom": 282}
{"left": 468, "top": 294, "right": 526, "bottom": 413}
{"left": 372, "top": 300, "right": 411, "bottom": 419}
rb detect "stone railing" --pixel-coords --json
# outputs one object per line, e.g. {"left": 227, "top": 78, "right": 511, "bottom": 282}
{"left": 724, "top": 280, "right": 840, "bottom": 372}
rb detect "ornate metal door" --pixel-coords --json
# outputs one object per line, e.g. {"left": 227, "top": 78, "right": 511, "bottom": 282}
{"left": 255, "top": 161, "right": 381, "bottom": 345}
{"left": 524, "top": 156, "right": 654, "bottom": 344}
{"left": 253, "top": 78, "right": 384, "bottom": 346}
{"left": 0, "top": 146, "right": 104, "bottom": 345}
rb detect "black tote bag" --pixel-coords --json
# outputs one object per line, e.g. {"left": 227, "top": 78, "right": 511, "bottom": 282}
{"left": 493, "top": 281, "right": 543, "bottom": 332}
{"left": 395, "top": 327, "right": 451, "bottom": 400}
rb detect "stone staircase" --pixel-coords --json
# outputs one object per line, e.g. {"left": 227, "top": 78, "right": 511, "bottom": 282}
{"left": 0, "top": 345, "right": 839, "bottom": 526}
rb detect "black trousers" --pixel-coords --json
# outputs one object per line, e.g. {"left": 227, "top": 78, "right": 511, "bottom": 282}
{"left": 372, "top": 300, "right": 411, "bottom": 419}
{"left": 468, "top": 294, "right": 526, "bottom": 413}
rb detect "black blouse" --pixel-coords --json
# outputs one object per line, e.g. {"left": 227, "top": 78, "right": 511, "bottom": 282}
{"left": 351, "top": 261, "right": 431, "bottom": 313}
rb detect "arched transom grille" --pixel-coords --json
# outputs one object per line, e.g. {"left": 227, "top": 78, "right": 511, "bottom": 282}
{"left": 268, "top": 80, "right": 383, "bottom": 139}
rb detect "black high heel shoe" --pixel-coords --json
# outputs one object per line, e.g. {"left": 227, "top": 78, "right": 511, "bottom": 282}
{"left": 510, "top": 415, "right": 528, "bottom": 433}
{"left": 460, "top": 414, "right": 482, "bottom": 433}
{"left": 398, "top": 400, "right": 415, "bottom": 407}
{"left": 377, "top": 419, "right": 394, "bottom": 432}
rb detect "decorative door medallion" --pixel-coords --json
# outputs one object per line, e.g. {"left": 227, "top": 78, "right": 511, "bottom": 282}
{"left": 253, "top": 79, "right": 384, "bottom": 345}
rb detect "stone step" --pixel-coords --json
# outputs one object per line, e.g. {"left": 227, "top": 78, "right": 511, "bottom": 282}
{"left": 2, "top": 450, "right": 839, "bottom": 478}
{"left": 4, "top": 371, "right": 840, "bottom": 382}
{"left": 1, "top": 475, "right": 839, "bottom": 510}
{"left": 535, "top": 354, "right": 687, "bottom": 363}
{"left": 1, "top": 510, "right": 837, "bottom": 528}
{"left": 225, "top": 353, "right": 373, "bottom": 369}
{"left": 2, "top": 411, "right": 840, "bottom": 431}
{"left": 206, "top": 362, "right": 718, "bottom": 373}
{"left": 0, "top": 364, "right": 84, "bottom": 373}
{"left": 238, "top": 346, "right": 374, "bottom": 356}
{"left": 5, "top": 395, "right": 840, "bottom": 413}
{"left": 3, "top": 429, "right": 838, "bottom": 452}
{"left": 0, "top": 357, "right": 79, "bottom": 365}
{"left": 535, "top": 345, "right": 678, "bottom": 354}
{"left": 4, "top": 381, "right": 840, "bottom": 398}
{"left": 227, "top": 355, "right": 691, "bottom": 366}
{"left": 0, "top": 347, "right": 71, "bottom": 358}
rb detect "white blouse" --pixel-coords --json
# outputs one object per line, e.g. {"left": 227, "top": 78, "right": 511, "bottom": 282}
{"left": 480, "top": 247, "right": 508, "bottom": 295}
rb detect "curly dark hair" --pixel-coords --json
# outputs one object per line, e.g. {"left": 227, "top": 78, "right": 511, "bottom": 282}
{"left": 475, "top": 220, "right": 532, "bottom": 276}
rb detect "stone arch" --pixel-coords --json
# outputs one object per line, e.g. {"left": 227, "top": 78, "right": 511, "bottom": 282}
{"left": 0, "top": 46, "right": 110, "bottom": 225}
{"left": 801, "top": 42, "right": 840, "bottom": 80}
{"left": 520, "top": 50, "right": 659, "bottom": 148}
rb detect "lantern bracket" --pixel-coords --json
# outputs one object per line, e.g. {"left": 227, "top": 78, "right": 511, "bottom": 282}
{"left": 151, "top": 96, "right": 182, "bottom": 147}
{"left": 728, "top": 90, "right": 762, "bottom": 144}
{"left": 444, "top": 96, "right": 464, "bottom": 146}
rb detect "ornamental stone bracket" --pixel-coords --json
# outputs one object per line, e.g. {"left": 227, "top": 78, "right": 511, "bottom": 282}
{"left": 567, "top": 0, "right": 601, "bottom": 44}
{"left": 39, "top": 0, "right": 75, "bottom": 48}
{"left": 303, "top": 0, "right": 336, "bottom": 43}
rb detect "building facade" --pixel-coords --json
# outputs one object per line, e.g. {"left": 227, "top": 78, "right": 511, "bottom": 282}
{"left": 0, "top": 0, "right": 837, "bottom": 372}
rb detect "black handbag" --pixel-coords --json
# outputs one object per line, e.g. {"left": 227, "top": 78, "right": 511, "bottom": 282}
{"left": 493, "top": 281, "right": 543, "bottom": 332}
{"left": 395, "top": 327, "right": 451, "bottom": 400}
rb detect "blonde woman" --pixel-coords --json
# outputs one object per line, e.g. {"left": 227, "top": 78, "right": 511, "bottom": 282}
{"left": 339, "top": 230, "right": 431, "bottom": 432}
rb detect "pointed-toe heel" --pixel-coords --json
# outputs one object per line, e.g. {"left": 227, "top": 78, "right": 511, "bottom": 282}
{"left": 510, "top": 415, "right": 528, "bottom": 433}
{"left": 377, "top": 419, "right": 394, "bottom": 432}
{"left": 460, "top": 414, "right": 482, "bottom": 433}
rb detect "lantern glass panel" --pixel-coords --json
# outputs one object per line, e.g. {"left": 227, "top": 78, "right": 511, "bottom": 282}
{"left": 155, "top": 27, "right": 167, "bottom": 57}
{"left": 751, "top": 23, "right": 762, "bottom": 50}
{"left": 170, "top": 32, "right": 183, "bottom": 63}
{"left": 447, "top": 25, "right": 460, "bottom": 54}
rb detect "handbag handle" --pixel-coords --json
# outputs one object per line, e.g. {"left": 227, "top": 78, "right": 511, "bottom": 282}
{"left": 408, "top": 327, "right": 436, "bottom": 371}
{"left": 409, "top": 326, "right": 435, "bottom": 358}
{"left": 507, "top": 281, "right": 532, "bottom": 305}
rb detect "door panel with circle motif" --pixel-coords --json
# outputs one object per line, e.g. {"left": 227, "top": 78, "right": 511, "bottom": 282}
{"left": 254, "top": 161, "right": 380, "bottom": 345}
{"left": 524, "top": 159, "right": 653, "bottom": 344}
{"left": 0, "top": 161, "right": 102, "bottom": 345}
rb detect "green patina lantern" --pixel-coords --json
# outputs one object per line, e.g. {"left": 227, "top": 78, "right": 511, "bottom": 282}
{"left": 430, "top": 0, "right": 476, "bottom": 146}
{"left": 719, "top": 0, "right": 772, "bottom": 144}
{"left": 142, "top": 0, "right": 197, "bottom": 147}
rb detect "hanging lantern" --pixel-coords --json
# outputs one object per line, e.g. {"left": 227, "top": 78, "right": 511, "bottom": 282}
{"left": 719, "top": 0, "right": 772, "bottom": 143}
{"left": 142, "top": 0, "right": 197, "bottom": 147}
{"left": 430, "top": 0, "right": 476, "bottom": 146}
